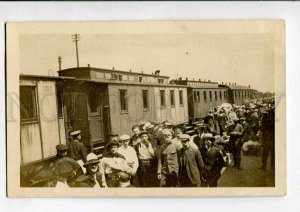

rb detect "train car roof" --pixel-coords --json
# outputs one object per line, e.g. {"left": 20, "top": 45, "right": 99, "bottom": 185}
{"left": 73, "top": 78, "right": 188, "bottom": 88}
{"left": 58, "top": 67, "right": 170, "bottom": 78}
{"left": 20, "top": 74, "right": 76, "bottom": 81}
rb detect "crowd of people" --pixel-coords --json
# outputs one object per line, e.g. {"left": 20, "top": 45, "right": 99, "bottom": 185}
{"left": 25, "top": 99, "right": 275, "bottom": 188}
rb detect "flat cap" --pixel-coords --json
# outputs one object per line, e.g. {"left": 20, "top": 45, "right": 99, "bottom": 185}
{"left": 56, "top": 144, "right": 68, "bottom": 151}
{"left": 120, "top": 134, "right": 130, "bottom": 140}
{"left": 70, "top": 130, "right": 81, "bottom": 136}
{"left": 144, "top": 122, "right": 154, "bottom": 130}
{"left": 179, "top": 134, "right": 190, "bottom": 140}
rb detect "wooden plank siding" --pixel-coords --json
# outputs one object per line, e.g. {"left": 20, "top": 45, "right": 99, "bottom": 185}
{"left": 37, "top": 81, "right": 61, "bottom": 158}
{"left": 108, "top": 84, "right": 188, "bottom": 136}
{"left": 20, "top": 79, "right": 64, "bottom": 165}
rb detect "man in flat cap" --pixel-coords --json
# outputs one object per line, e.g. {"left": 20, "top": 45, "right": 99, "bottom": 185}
{"left": 71, "top": 153, "right": 103, "bottom": 188}
{"left": 100, "top": 141, "right": 134, "bottom": 187}
{"left": 51, "top": 144, "right": 83, "bottom": 187}
{"left": 118, "top": 134, "right": 139, "bottom": 184}
{"left": 134, "top": 131, "right": 159, "bottom": 187}
{"left": 178, "top": 134, "right": 205, "bottom": 187}
{"left": 157, "top": 129, "right": 182, "bottom": 187}
{"left": 68, "top": 130, "right": 87, "bottom": 166}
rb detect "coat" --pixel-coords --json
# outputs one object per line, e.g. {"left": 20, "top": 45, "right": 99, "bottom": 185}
{"left": 71, "top": 173, "right": 102, "bottom": 187}
{"left": 67, "top": 139, "right": 87, "bottom": 162}
{"left": 178, "top": 146, "right": 205, "bottom": 185}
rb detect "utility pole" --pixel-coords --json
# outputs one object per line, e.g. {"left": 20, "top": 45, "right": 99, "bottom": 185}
{"left": 72, "top": 34, "right": 80, "bottom": 67}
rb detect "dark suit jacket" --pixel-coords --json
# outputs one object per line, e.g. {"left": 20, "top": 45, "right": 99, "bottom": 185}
{"left": 71, "top": 173, "right": 102, "bottom": 187}
{"left": 178, "top": 146, "right": 205, "bottom": 185}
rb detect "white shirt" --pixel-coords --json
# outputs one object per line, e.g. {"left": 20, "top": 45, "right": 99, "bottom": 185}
{"left": 138, "top": 142, "right": 155, "bottom": 160}
{"left": 117, "top": 145, "right": 139, "bottom": 174}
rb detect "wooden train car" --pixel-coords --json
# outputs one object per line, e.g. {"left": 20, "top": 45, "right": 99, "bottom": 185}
{"left": 19, "top": 75, "right": 72, "bottom": 181}
{"left": 219, "top": 83, "right": 255, "bottom": 105}
{"left": 171, "top": 78, "right": 229, "bottom": 120}
{"left": 59, "top": 66, "right": 188, "bottom": 157}
{"left": 19, "top": 68, "right": 189, "bottom": 175}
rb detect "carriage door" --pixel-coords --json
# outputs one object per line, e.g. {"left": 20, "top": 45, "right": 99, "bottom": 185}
{"left": 74, "top": 93, "right": 90, "bottom": 147}
{"left": 88, "top": 89, "right": 104, "bottom": 156}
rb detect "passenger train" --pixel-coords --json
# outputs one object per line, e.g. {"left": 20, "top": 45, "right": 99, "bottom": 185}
{"left": 19, "top": 66, "right": 256, "bottom": 179}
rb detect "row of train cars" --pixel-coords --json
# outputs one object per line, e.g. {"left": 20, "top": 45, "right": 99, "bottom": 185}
{"left": 18, "top": 66, "right": 258, "bottom": 175}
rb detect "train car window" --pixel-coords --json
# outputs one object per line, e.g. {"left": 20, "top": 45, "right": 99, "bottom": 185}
{"left": 235, "top": 91, "right": 237, "bottom": 99}
{"left": 89, "top": 90, "right": 99, "bottom": 113}
{"left": 142, "top": 90, "right": 149, "bottom": 109}
{"left": 119, "top": 89, "right": 128, "bottom": 111}
{"left": 20, "top": 86, "right": 38, "bottom": 123}
{"left": 215, "top": 91, "right": 217, "bottom": 101}
{"left": 197, "top": 91, "right": 200, "bottom": 103}
{"left": 119, "top": 74, "right": 123, "bottom": 81}
{"left": 160, "top": 90, "right": 166, "bottom": 107}
{"left": 193, "top": 91, "right": 197, "bottom": 102}
{"left": 170, "top": 90, "right": 175, "bottom": 106}
{"left": 239, "top": 91, "right": 241, "bottom": 99}
{"left": 203, "top": 91, "right": 207, "bottom": 102}
{"left": 179, "top": 90, "right": 183, "bottom": 105}
{"left": 220, "top": 91, "right": 222, "bottom": 100}
{"left": 209, "top": 91, "right": 212, "bottom": 102}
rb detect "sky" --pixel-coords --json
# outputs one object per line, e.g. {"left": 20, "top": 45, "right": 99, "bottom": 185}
{"left": 20, "top": 32, "right": 274, "bottom": 92}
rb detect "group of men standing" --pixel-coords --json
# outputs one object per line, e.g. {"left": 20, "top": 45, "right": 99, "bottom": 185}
{"left": 27, "top": 100, "right": 275, "bottom": 188}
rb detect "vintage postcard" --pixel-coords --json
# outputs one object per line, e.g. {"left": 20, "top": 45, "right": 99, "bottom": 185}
{"left": 6, "top": 20, "right": 286, "bottom": 197}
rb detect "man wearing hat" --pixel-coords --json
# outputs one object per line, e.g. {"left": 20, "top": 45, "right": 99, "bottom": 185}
{"left": 193, "top": 123, "right": 209, "bottom": 158}
{"left": 68, "top": 130, "right": 87, "bottom": 164}
{"left": 227, "top": 117, "right": 244, "bottom": 169}
{"left": 144, "top": 122, "right": 160, "bottom": 146}
{"left": 118, "top": 134, "right": 139, "bottom": 180}
{"left": 202, "top": 134, "right": 225, "bottom": 187}
{"left": 249, "top": 108, "right": 259, "bottom": 138}
{"left": 218, "top": 112, "right": 228, "bottom": 136}
{"left": 51, "top": 144, "right": 83, "bottom": 187}
{"left": 239, "top": 117, "right": 250, "bottom": 143}
{"left": 134, "top": 131, "right": 159, "bottom": 187}
{"left": 178, "top": 134, "right": 205, "bottom": 187}
{"left": 157, "top": 129, "right": 182, "bottom": 187}
{"left": 100, "top": 141, "right": 134, "bottom": 187}
{"left": 130, "top": 125, "right": 141, "bottom": 147}
{"left": 71, "top": 153, "right": 103, "bottom": 188}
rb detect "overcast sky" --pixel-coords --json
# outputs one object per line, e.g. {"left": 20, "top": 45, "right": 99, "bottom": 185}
{"left": 20, "top": 31, "right": 274, "bottom": 92}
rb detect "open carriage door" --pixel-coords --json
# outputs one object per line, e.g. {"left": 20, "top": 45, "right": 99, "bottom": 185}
{"left": 74, "top": 93, "right": 90, "bottom": 147}
{"left": 88, "top": 89, "right": 105, "bottom": 157}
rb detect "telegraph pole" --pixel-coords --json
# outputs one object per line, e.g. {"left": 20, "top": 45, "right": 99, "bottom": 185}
{"left": 72, "top": 34, "right": 80, "bottom": 67}
{"left": 58, "top": 55, "right": 62, "bottom": 71}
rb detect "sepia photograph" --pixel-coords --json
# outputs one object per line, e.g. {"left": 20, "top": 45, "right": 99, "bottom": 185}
{"left": 6, "top": 20, "right": 286, "bottom": 197}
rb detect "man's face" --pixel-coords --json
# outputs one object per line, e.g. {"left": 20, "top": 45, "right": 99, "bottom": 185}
{"left": 141, "top": 134, "right": 148, "bottom": 142}
{"left": 122, "top": 139, "right": 130, "bottom": 147}
{"left": 87, "top": 163, "right": 99, "bottom": 174}
{"left": 175, "top": 129, "right": 182, "bottom": 138}
{"left": 110, "top": 145, "right": 118, "bottom": 154}
{"left": 181, "top": 140, "right": 189, "bottom": 149}
{"left": 133, "top": 128, "right": 140, "bottom": 135}
{"left": 204, "top": 139, "right": 212, "bottom": 150}
{"left": 77, "top": 134, "right": 81, "bottom": 140}
{"left": 163, "top": 132, "right": 173, "bottom": 143}
{"left": 110, "top": 136, "right": 118, "bottom": 142}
